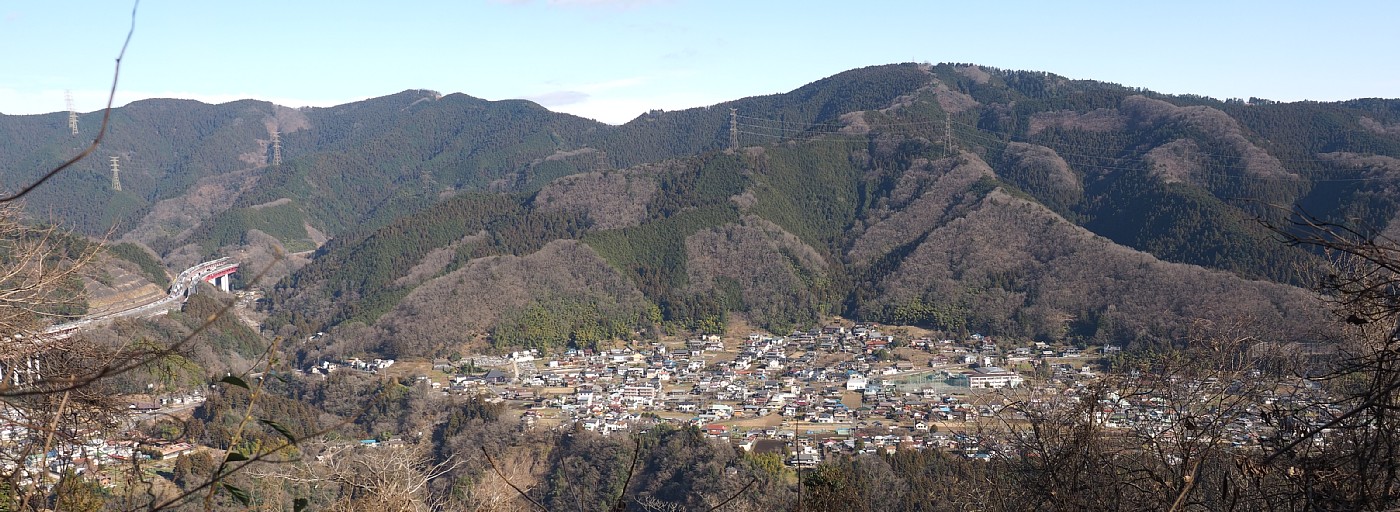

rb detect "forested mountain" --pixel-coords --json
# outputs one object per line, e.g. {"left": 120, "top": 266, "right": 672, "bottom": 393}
{"left": 12, "top": 62, "right": 1400, "bottom": 512}
{"left": 0, "top": 65, "right": 938, "bottom": 260}
{"left": 271, "top": 64, "right": 1398, "bottom": 358}
{"left": 264, "top": 62, "right": 1400, "bottom": 360}
{"left": 7, "top": 62, "right": 1400, "bottom": 357}
{"left": 0, "top": 91, "right": 606, "bottom": 260}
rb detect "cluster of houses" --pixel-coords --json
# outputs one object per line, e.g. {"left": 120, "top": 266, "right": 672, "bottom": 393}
{"left": 294, "top": 322, "right": 1346, "bottom": 468}
{"left": 0, "top": 390, "right": 212, "bottom": 489}
{"left": 307, "top": 357, "right": 396, "bottom": 376}
{"left": 426, "top": 326, "right": 1041, "bottom": 442}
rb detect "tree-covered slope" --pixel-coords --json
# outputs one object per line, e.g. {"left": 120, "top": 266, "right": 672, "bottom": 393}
{"left": 271, "top": 146, "right": 1325, "bottom": 358}
{"left": 265, "top": 62, "right": 1400, "bottom": 358}
{"left": 9, "top": 62, "right": 1399, "bottom": 356}
{"left": 0, "top": 64, "right": 949, "bottom": 269}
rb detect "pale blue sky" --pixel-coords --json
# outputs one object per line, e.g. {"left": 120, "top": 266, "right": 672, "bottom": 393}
{"left": 3, "top": 0, "right": 1398, "bottom": 124}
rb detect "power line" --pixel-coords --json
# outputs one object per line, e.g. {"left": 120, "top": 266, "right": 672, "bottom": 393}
{"left": 729, "top": 108, "right": 738, "bottom": 151}
{"left": 734, "top": 114, "right": 850, "bottom": 128}
{"left": 942, "top": 116, "right": 1376, "bottom": 168}
{"left": 946, "top": 121, "right": 1396, "bottom": 183}
{"left": 734, "top": 123, "right": 838, "bottom": 136}
{"left": 741, "top": 111, "right": 1392, "bottom": 169}
{"left": 945, "top": 115, "right": 952, "bottom": 158}
{"left": 734, "top": 131, "right": 868, "bottom": 146}
{"left": 734, "top": 111, "right": 1400, "bottom": 184}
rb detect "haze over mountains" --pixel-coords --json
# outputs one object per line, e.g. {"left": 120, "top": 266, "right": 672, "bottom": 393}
{"left": 5, "top": 62, "right": 1400, "bottom": 359}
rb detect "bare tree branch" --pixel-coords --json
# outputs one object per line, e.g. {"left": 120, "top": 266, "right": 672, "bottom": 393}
{"left": 481, "top": 446, "right": 550, "bottom": 512}
{"left": 0, "top": 0, "right": 139, "bottom": 203}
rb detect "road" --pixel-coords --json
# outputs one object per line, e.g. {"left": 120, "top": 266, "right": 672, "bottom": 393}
{"left": 44, "top": 257, "right": 238, "bottom": 336}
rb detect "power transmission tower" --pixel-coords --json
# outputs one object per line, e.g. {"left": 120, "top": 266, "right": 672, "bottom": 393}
{"left": 270, "top": 130, "right": 282, "bottom": 166}
{"left": 944, "top": 114, "right": 953, "bottom": 157}
{"left": 593, "top": 148, "right": 609, "bottom": 172}
{"left": 66, "top": 91, "right": 78, "bottom": 136}
{"left": 729, "top": 108, "right": 738, "bottom": 151}
{"left": 109, "top": 156, "right": 122, "bottom": 192}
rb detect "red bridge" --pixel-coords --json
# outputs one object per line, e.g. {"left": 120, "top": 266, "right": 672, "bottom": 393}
{"left": 200, "top": 260, "right": 240, "bottom": 292}
{"left": 169, "top": 257, "right": 240, "bottom": 297}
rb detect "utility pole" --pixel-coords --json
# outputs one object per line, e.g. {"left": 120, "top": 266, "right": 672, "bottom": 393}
{"left": 271, "top": 130, "right": 283, "bottom": 166}
{"left": 729, "top": 108, "right": 738, "bottom": 151}
{"left": 109, "top": 156, "right": 122, "bottom": 192}
{"left": 66, "top": 91, "right": 78, "bottom": 136}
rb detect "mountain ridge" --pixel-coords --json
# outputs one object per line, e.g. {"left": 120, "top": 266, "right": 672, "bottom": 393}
{"left": 5, "top": 62, "right": 1398, "bottom": 355}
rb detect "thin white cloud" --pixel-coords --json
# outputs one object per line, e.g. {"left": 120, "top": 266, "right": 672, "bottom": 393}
{"left": 548, "top": 91, "right": 728, "bottom": 125}
{"left": 523, "top": 90, "right": 589, "bottom": 107}
{"left": 0, "top": 88, "right": 91, "bottom": 115}
{"left": 512, "top": 71, "right": 720, "bottom": 123}
{"left": 547, "top": 0, "right": 663, "bottom": 6}
{"left": 661, "top": 48, "right": 699, "bottom": 62}
{"left": 537, "top": 71, "right": 692, "bottom": 96}
{"left": 512, "top": 75, "right": 650, "bottom": 109}
{"left": 576, "top": 76, "right": 648, "bottom": 93}
{"left": 489, "top": 0, "right": 666, "bottom": 8}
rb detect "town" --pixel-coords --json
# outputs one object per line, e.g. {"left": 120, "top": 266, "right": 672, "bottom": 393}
{"left": 295, "top": 322, "right": 1335, "bottom": 469}
{"left": 9, "top": 318, "right": 1331, "bottom": 489}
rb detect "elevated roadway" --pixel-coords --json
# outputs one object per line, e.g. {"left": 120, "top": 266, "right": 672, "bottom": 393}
{"left": 0, "top": 258, "right": 239, "bottom": 382}
{"left": 43, "top": 257, "right": 240, "bottom": 336}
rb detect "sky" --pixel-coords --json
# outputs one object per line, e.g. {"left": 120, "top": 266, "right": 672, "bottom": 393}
{"left": 2, "top": 0, "right": 1398, "bottom": 125}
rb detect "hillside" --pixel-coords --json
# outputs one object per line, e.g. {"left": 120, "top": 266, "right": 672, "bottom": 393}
{"left": 265, "top": 63, "right": 1400, "bottom": 359}
{"left": 0, "top": 66, "right": 940, "bottom": 272}
{"left": 7, "top": 63, "right": 1400, "bottom": 355}
{"left": 285, "top": 144, "right": 1325, "bottom": 360}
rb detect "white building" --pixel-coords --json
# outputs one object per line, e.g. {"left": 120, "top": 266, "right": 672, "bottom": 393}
{"left": 959, "top": 366, "right": 1023, "bottom": 389}
{"left": 619, "top": 385, "right": 657, "bottom": 408}
{"left": 846, "top": 374, "right": 868, "bottom": 391}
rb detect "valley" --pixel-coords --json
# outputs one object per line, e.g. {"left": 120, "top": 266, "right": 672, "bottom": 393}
{"left": 0, "top": 61, "right": 1397, "bottom": 510}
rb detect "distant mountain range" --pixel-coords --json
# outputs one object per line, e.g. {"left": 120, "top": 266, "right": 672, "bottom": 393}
{"left": 6, "top": 62, "right": 1398, "bottom": 359}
